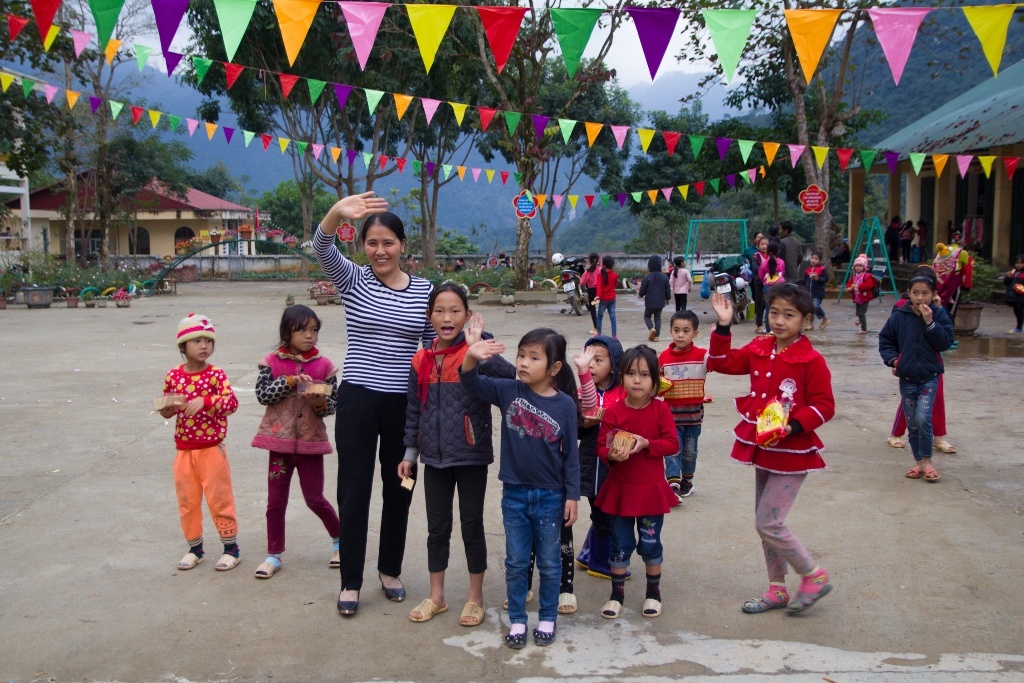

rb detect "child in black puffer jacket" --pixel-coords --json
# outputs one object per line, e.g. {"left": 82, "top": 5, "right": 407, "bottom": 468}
{"left": 639, "top": 255, "right": 672, "bottom": 342}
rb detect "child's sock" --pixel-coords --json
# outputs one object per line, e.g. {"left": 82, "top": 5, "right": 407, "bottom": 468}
{"left": 223, "top": 542, "right": 240, "bottom": 558}
{"left": 764, "top": 581, "right": 789, "bottom": 604}
{"left": 798, "top": 567, "right": 830, "bottom": 595}
{"left": 537, "top": 620, "right": 555, "bottom": 635}
{"left": 189, "top": 541, "right": 204, "bottom": 558}
{"left": 265, "top": 554, "right": 282, "bottom": 568}
{"left": 509, "top": 623, "right": 527, "bottom": 636}
{"left": 610, "top": 574, "right": 626, "bottom": 604}
{"left": 332, "top": 537, "right": 340, "bottom": 552}
{"left": 645, "top": 573, "right": 661, "bottom": 601}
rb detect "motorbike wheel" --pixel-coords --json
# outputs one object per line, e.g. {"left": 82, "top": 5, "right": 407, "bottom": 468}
{"left": 568, "top": 288, "right": 583, "bottom": 316}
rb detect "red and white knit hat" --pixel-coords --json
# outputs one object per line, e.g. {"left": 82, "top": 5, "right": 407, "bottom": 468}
{"left": 177, "top": 313, "right": 216, "bottom": 344}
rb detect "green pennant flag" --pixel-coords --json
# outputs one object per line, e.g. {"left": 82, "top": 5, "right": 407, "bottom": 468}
{"left": 364, "top": 89, "right": 384, "bottom": 115}
{"left": 88, "top": 0, "right": 127, "bottom": 51}
{"left": 740, "top": 169, "right": 753, "bottom": 184}
{"left": 442, "top": 164, "right": 452, "bottom": 180}
{"left": 689, "top": 135, "right": 705, "bottom": 158}
{"left": 134, "top": 44, "right": 151, "bottom": 72}
{"left": 600, "top": 194, "right": 610, "bottom": 207}
{"left": 709, "top": 178, "right": 720, "bottom": 193}
{"left": 504, "top": 111, "right": 522, "bottom": 136}
{"left": 514, "top": 172, "right": 522, "bottom": 184}
{"left": 192, "top": 57, "right": 213, "bottom": 85}
{"left": 212, "top": 0, "right": 258, "bottom": 62}
{"left": 168, "top": 114, "right": 181, "bottom": 132}
{"left": 859, "top": 149, "right": 877, "bottom": 170}
{"left": 295, "top": 141, "right": 307, "bottom": 156}
{"left": 702, "top": 9, "right": 756, "bottom": 84}
{"left": 307, "top": 78, "right": 326, "bottom": 104}
{"left": 630, "top": 192, "right": 642, "bottom": 203}
{"left": 21, "top": 78, "right": 35, "bottom": 98}
{"left": 737, "top": 139, "right": 755, "bottom": 164}
{"left": 109, "top": 100, "right": 124, "bottom": 120}
{"left": 362, "top": 152, "right": 373, "bottom": 169}
{"left": 412, "top": 160, "right": 422, "bottom": 175}
{"left": 909, "top": 152, "right": 926, "bottom": 175}
{"left": 549, "top": 8, "right": 603, "bottom": 78}
{"left": 243, "top": 130, "right": 255, "bottom": 147}
{"left": 558, "top": 118, "right": 577, "bottom": 144}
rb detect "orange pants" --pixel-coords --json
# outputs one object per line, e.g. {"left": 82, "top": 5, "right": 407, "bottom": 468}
{"left": 173, "top": 445, "right": 238, "bottom": 546}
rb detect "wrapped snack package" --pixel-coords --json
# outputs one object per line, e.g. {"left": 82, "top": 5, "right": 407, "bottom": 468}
{"left": 756, "top": 397, "right": 789, "bottom": 447}
{"left": 400, "top": 476, "right": 415, "bottom": 491}
{"left": 153, "top": 394, "right": 186, "bottom": 412}
{"left": 583, "top": 406, "right": 605, "bottom": 423}
{"left": 657, "top": 376, "right": 672, "bottom": 396}
{"left": 300, "top": 381, "right": 331, "bottom": 396}
{"left": 608, "top": 430, "right": 637, "bottom": 462}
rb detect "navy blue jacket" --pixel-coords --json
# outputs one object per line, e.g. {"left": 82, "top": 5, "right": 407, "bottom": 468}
{"left": 878, "top": 301, "right": 954, "bottom": 383}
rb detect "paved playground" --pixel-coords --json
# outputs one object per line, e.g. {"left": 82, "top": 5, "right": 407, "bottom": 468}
{"left": 1, "top": 281, "right": 1023, "bottom": 683}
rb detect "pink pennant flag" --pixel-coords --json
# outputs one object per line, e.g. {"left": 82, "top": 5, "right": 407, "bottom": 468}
{"left": 610, "top": 125, "right": 629, "bottom": 150}
{"left": 186, "top": 118, "right": 199, "bottom": 136}
{"left": 748, "top": 168, "right": 757, "bottom": 184}
{"left": 661, "top": 187, "right": 673, "bottom": 202}
{"left": 956, "top": 155, "right": 973, "bottom": 178}
{"left": 552, "top": 195, "right": 563, "bottom": 209}
{"left": 71, "top": 29, "right": 92, "bottom": 57}
{"left": 471, "top": 168, "right": 481, "bottom": 182}
{"left": 788, "top": 144, "right": 805, "bottom": 167}
{"left": 338, "top": 1, "right": 389, "bottom": 71}
{"left": 625, "top": 7, "right": 680, "bottom": 80}
{"left": 868, "top": 8, "right": 931, "bottom": 86}
{"left": 43, "top": 83, "right": 58, "bottom": 103}
{"left": 420, "top": 97, "right": 440, "bottom": 123}
{"left": 312, "top": 143, "right": 323, "bottom": 160}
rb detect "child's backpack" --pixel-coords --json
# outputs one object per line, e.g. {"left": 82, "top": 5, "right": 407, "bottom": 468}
{"left": 867, "top": 273, "right": 880, "bottom": 301}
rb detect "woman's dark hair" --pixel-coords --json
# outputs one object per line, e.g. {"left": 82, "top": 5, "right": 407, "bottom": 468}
{"left": 360, "top": 211, "right": 406, "bottom": 243}
{"left": 279, "top": 304, "right": 321, "bottom": 347}
{"left": 765, "top": 283, "right": 814, "bottom": 317}
{"left": 427, "top": 282, "right": 469, "bottom": 311}
{"left": 907, "top": 265, "right": 938, "bottom": 294}
{"left": 601, "top": 255, "right": 615, "bottom": 284}
{"left": 766, "top": 241, "right": 780, "bottom": 277}
{"left": 586, "top": 252, "right": 600, "bottom": 273}
{"left": 518, "top": 327, "right": 581, "bottom": 415}
{"left": 618, "top": 345, "right": 660, "bottom": 395}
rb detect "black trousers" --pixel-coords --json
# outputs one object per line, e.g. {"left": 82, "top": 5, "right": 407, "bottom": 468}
{"left": 674, "top": 293, "right": 688, "bottom": 311}
{"left": 586, "top": 286, "right": 598, "bottom": 328}
{"left": 423, "top": 463, "right": 488, "bottom": 574}
{"left": 335, "top": 382, "right": 413, "bottom": 591}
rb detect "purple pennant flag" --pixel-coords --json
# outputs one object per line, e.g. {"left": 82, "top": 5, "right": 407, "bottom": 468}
{"left": 726, "top": 173, "right": 736, "bottom": 188}
{"left": 334, "top": 84, "right": 353, "bottom": 110}
{"left": 625, "top": 7, "right": 680, "bottom": 80}
{"left": 532, "top": 115, "right": 549, "bottom": 141}
{"left": 716, "top": 137, "right": 732, "bottom": 160}
{"left": 617, "top": 193, "right": 627, "bottom": 207}
{"left": 165, "top": 51, "right": 183, "bottom": 77}
{"left": 223, "top": 127, "right": 234, "bottom": 144}
{"left": 90, "top": 96, "right": 102, "bottom": 113}
{"left": 884, "top": 151, "right": 900, "bottom": 174}
{"left": 425, "top": 162, "right": 436, "bottom": 177}
{"left": 346, "top": 149, "right": 358, "bottom": 166}
{"left": 151, "top": 0, "right": 189, "bottom": 59}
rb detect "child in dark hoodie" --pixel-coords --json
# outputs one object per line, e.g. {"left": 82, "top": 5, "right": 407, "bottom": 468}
{"left": 638, "top": 255, "right": 672, "bottom": 342}
{"left": 878, "top": 266, "right": 954, "bottom": 482}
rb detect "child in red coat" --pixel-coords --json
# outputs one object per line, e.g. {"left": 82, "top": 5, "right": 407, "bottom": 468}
{"left": 708, "top": 284, "right": 836, "bottom": 615}
{"left": 596, "top": 345, "right": 679, "bottom": 620}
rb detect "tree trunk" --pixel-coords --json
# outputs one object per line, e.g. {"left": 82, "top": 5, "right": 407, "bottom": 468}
{"left": 513, "top": 217, "right": 532, "bottom": 290}
{"left": 545, "top": 233, "right": 553, "bottom": 267}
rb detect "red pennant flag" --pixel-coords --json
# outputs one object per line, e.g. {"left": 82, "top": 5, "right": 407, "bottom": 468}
{"left": 474, "top": 7, "right": 528, "bottom": 74}
{"left": 500, "top": 171, "right": 509, "bottom": 185}
{"left": 7, "top": 14, "right": 29, "bottom": 41}
{"left": 130, "top": 105, "right": 144, "bottom": 125}
{"left": 224, "top": 62, "right": 245, "bottom": 89}
{"left": 30, "top": 0, "right": 61, "bottom": 42}
{"left": 584, "top": 195, "right": 595, "bottom": 208}
{"left": 395, "top": 157, "right": 406, "bottom": 172}
{"left": 694, "top": 181, "right": 705, "bottom": 197}
{"left": 378, "top": 155, "right": 389, "bottom": 170}
{"left": 261, "top": 134, "right": 273, "bottom": 151}
{"left": 836, "top": 147, "right": 854, "bottom": 172}
{"left": 477, "top": 106, "right": 496, "bottom": 131}
{"left": 663, "top": 132, "right": 681, "bottom": 157}
{"left": 1003, "top": 156, "right": 1019, "bottom": 180}
{"left": 279, "top": 73, "right": 299, "bottom": 99}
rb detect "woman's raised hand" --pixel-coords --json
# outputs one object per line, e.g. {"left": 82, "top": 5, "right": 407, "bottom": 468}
{"left": 710, "top": 291, "right": 733, "bottom": 325}
{"left": 320, "top": 192, "right": 388, "bottom": 234}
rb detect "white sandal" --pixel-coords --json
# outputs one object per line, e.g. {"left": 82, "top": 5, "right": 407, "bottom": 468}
{"left": 886, "top": 435, "right": 905, "bottom": 449}
{"left": 934, "top": 440, "right": 957, "bottom": 453}
{"left": 254, "top": 561, "right": 279, "bottom": 579}
{"left": 601, "top": 599, "right": 622, "bottom": 619}
{"left": 215, "top": 553, "right": 241, "bottom": 571}
{"left": 642, "top": 598, "right": 662, "bottom": 618}
{"left": 558, "top": 592, "right": 577, "bottom": 614}
{"left": 502, "top": 589, "right": 533, "bottom": 610}
{"left": 177, "top": 552, "right": 203, "bottom": 570}
{"left": 329, "top": 550, "right": 340, "bottom": 569}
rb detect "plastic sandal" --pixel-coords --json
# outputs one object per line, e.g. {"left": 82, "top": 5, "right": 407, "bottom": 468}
{"left": 502, "top": 589, "right": 533, "bottom": 610}
{"left": 214, "top": 553, "right": 240, "bottom": 571}
{"left": 177, "top": 552, "right": 203, "bottom": 570}
{"left": 887, "top": 435, "right": 905, "bottom": 448}
{"left": 642, "top": 598, "right": 662, "bottom": 618}
{"left": 460, "top": 601, "right": 484, "bottom": 627}
{"left": 741, "top": 586, "right": 789, "bottom": 613}
{"left": 532, "top": 626, "right": 556, "bottom": 647}
{"left": 923, "top": 467, "right": 941, "bottom": 482}
{"left": 787, "top": 571, "right": 832, "bottom": 614}
{"left": 329, "top": 550, "right": 340, "bottom": 569}
{"left": 408, "top": 598, "right": 447, "bottom": 623}
{"left": 504, "top": 630, "right": 527, "bottom": 649}
{"left": 557, "top": 592, "right": 577, "bottom": 614}
{"left": 254, "top": 561, "right": 280, "bottom": 579}
{"left": 601, "top": 599, "right": 622, "bottom": 619}
{"left": 905, "top": 466, "right": 923, "bottom": 479}
{"left": 934, "top": 440, "right": 957, "bottom": 454}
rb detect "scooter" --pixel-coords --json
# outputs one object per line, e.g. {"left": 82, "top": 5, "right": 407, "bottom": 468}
{"left": 551, "top": 253, "right": 586, "bottom": 316}
{"left": 711, "top": 270, "right": 750, "bottom": 325}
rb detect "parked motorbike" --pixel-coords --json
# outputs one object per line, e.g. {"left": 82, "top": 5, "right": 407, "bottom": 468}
{"left": 705, "top": 256, "right": 750, "bottom": 325}
{"left": 551, "top": 253, "right": 585, "bottom": 316}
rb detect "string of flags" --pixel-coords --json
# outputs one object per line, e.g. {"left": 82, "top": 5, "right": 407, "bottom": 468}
{"left": 5, "top": 2, "right": 1022, "bottom": 87}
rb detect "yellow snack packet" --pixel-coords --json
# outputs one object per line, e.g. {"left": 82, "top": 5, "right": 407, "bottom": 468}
{"left": 756, "top": 398, "right": 789, "bottom": 447}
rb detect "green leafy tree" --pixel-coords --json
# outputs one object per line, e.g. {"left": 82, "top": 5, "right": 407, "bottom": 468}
{"left": 189, "top": 162, "right": 241, "bottom": 200}
{"left": 257, "top": 180, "right": 335, "bottom": 238}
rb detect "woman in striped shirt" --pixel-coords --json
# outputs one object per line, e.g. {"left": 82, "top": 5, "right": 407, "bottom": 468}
{"left": 314, "top": 193, "right": 436, "bottom": 616}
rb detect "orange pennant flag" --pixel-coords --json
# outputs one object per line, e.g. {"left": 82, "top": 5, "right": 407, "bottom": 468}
{"left": 535, "top": 194, "right": 546, "bottom": 209}
{"left": 783, "top": 9, "right": 842, "bottom": 83}
{"left": 273, "top": 0, "right": 320, "bottom": 66}
{"left": 205, "top": 122, "right": 217, "bottom": 140}
{"left": 393, "top": 93, "right": 413, "bottom": 120}
{"left": 646, "top": 189, "right": 658, "bottom": 204}
{"left": 932, "top": 154, "right": 948, "bottom": 178}
{"left": 104, "top": 38, "right": 121, "bottom": 65}
{"left": 457, "top": 165, "right": 466, "bottom": 180}
{"left": 762, "top": 141, "right": 780, "bottom": 166}
{"left": 66, "top": 90, "right": 80, "bottom": 110}
{"left": 330, "top": 147, "right": 342, "bottom": 163}
{"left": 584, "top": 121, "right": 603, "bottom": 147}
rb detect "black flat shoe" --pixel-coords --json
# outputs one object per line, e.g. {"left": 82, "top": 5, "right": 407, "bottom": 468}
{"left": 379, "top": 573, "right": 406, "bottom": 602}
{"left": 337, "top": 590, "right": 359, "bottom": 616}
{"left": 533, "top": 627, "right": 556, "bottom": 647}
{"left": 504, "top": 630, "right": 527, "bottom": 649}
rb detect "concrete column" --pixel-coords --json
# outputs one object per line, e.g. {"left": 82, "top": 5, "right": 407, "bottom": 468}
{"left": 933, "top": 170, "right": 956, "bottom": 246}
{"left": 848, "top": 169, "right": 865, "bottom": 244}
{"left": 906, "top": 173, "right": 922, "bottom": 222}
{"left": 992, "top": 161, "right": 1013, "bottom": 268}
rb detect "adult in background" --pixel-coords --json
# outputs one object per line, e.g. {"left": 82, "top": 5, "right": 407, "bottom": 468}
{"left": 314, "top": 194, "right": 436, "bottom": 617}
{"left": 780, "top": 221, "right": 802, "bottom": 283}
{"left": 767, "top": 224, "right": 786, "bottom": 262}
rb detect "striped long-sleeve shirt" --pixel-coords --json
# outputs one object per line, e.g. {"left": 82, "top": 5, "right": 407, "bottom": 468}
{"left": 314, "top": 226, "right": 435, "bottom": 394}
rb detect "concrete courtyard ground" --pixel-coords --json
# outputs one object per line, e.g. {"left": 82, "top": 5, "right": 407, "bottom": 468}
{"left": 1, "top": 281, "right": 1023, "bottom": 683}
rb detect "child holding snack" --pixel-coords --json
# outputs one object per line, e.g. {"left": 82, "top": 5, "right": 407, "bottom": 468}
{"left": 399, "top": 284, "right": 515, "bottom": 626}
{"left": 462, "top": 318, "right": 580, "bottom": 649}
{"left": 804, "top": 251, "right": 829, "bottom": 330}
{"left": 158, "top": 313, "right": 240, "bottom": 571}
{"left": 251, "top": 305, "right": 341, "bottom": 580}
{"left": 659, "top": 311, "right": 709, "bottom": 501}
{"left": 846, "top": 254, "right": 877, "bottom": 334}
{"left": 595, "top": 346, "right": 679, "bottom": 620}
{"left": 708, "top": 285, "right": 836, "bottom": 614}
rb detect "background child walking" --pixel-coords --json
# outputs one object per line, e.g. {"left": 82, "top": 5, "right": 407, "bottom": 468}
{"left": 708, "top": 286, "right": 836, "bottom": 615}
{"left": 596, "top": 255, "right": 619, "bottom": 338}
{"left": 638, "top": 255, "right": 671, "bottom": 342}
{"left": 804, "top": 251, "right": 830, "bottom": 330}
{"left": 158, "top": 313, "right": 240, "bottom": 572}
{"left": 595, "top": 345, "right": 679, "bottom": 620}
{"left": 659, "top": 311, "right": 708, "bottom": 500}
{"left": 461, "top": 320, "right": 580, "bottom": 649}
{"left": 1003, "top": 254, "right": 1024, "bottom": 334}
{"left": 251, "top": 305, "right": 340, "bottom": 580}
{"left": 670, "top": 256, "right": 692, "bottom": 312}
{"left": 847, "top": 254, "right": 877, "bottom": 334}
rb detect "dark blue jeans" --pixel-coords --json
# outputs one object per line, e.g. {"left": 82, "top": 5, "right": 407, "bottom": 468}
{"left": 665, "top": 424, "right": 701, "bottom": 481}
{"left": 900, "top": 376, "right": 938, "bottom": 459}
{"left": 502, "top": 484, "right": 564, "bottom": 624}
{"left": 610, "top": 514, "right": 665, "bottom": 569}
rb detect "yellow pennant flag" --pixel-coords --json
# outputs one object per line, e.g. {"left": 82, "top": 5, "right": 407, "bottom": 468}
{"left": 205, "top": 122, "right": 218, "bottom": 140}
{"left": 330, "top": 147, "right": 342, "bottom": 163}
{"left": 66, "top": 90, "right": 80, "bottom": 109}
{"left": 584, "top": 121, "right": 603, "bottom": 147}
{"left": 449, "top": 102, "right": 467, "bottom": 125}
{"left": 762, "top": 141, "right": 781, "bottom": 166}
{"left": 963, "top": 5, "right": 1016, "bottom": 77}
{"left": 646, "top": 189, "right": 658, "bottom": 204}
{"left": 637, "top": 129, "right": 655, "bottom": 154}
{"left": 486, "top": 169, "right": 495, "bottom": 183}
{"left": 456, "top": 165, "right": 466, "bottom": 180}
{"left": 978, "top": 155, "right": 996, "bottom": 178}
{"left": 104, "top": 38, "right": 122, "bottom": 65}
{"left": 273, "top": 0, "right": 320, "bottom": 66}
{"left": 535, "top": 194, "right": 546, "bottom": 209}
{"left": 406, "top": 4, "right": 458, "bottom": 73}
{"left": 0, "top": 73, "right": 14, "bottom": 92}
{"left": 568, "top": 195, "right": 579, "bottom": 209}
{"left": 149, "top": 110, "right": 162, "bottom": 128}
{"left": 932, "top": 154, "right": 948, "bottom": 178}
{"left": 44, "top": 25, "right": 61, "bottom": 51}
{"left": 279, "top": 137, "right": 290, "bottom": 153}
{"left": 812, "top": 145, "right": 829, "bottom": 169}
{"left": 783, "top": 9, "right": 842, "bottom": 83}
{"left": 393, "top": 94, "right": 413, "bottom": 120}
{"left": 677, "top": 184, "right": 689, "bottom": 200}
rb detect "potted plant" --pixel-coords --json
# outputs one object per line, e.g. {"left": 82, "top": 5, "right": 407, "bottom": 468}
{"left": 266, "top": 228, "right": 284, "bottom": 243}
{"left": 283, "top": 234, "right": 299, "bottom": 248}
{"left": 311, "top": 280, "right": 336, "bottom": 305}
{"left": 95, "top": 294, "right": 108, "bottom": 308}
{"left": 112, "top": 288, "right": 132, "bottom": 308}
{"left": 63, "top": 287, "right": 81, "bottom": 308}
{"left": 82, "top": 290, "right": 97, "bottom": 308}
{"left": 209, "top": 228, "right": 222, "bottom": 245}
{"left": 954, "top": 254, "right": 999, "bottom": 335}
{"left": 499, "top": 285, "right": 516, "bottom": 305}
{"left": 239, "top": 223, "right": 253, "bottom": 239}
